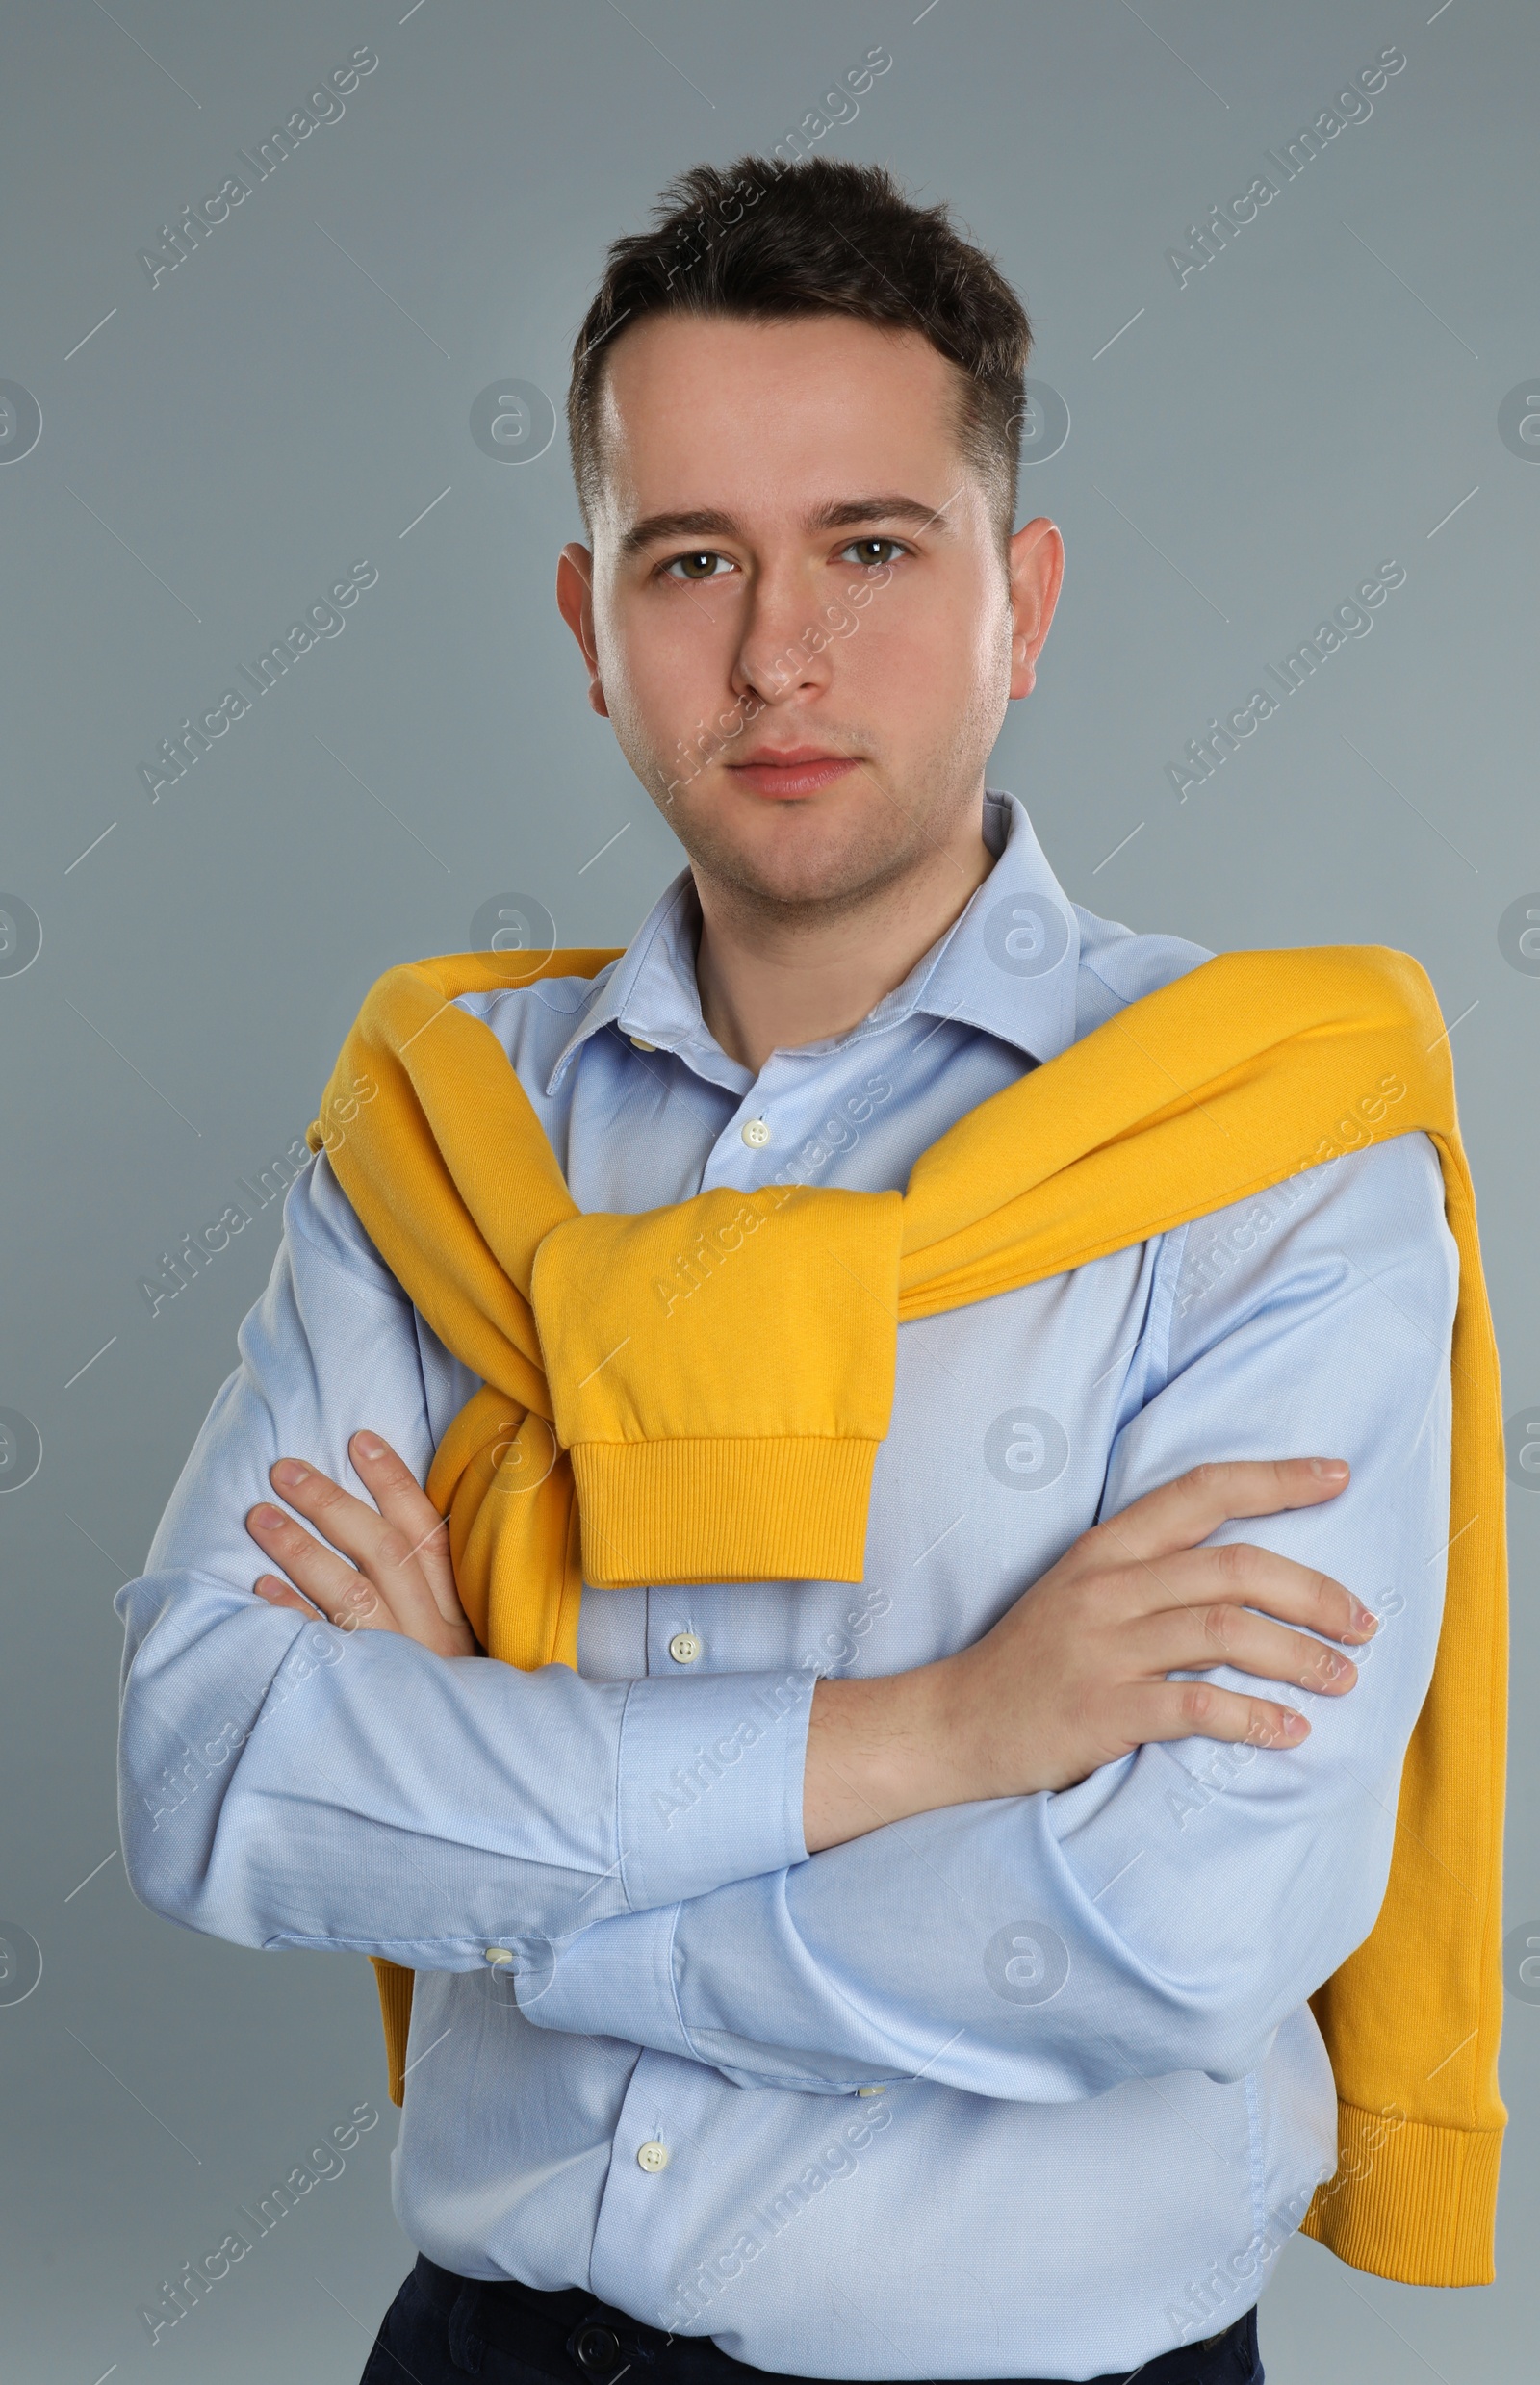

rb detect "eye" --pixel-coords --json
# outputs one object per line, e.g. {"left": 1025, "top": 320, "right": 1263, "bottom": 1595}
{"left": 661, "top": 550, "right": 733, "bottom": 581}
{"left": 838, "top": 537, "right": 908, "bottom": 570}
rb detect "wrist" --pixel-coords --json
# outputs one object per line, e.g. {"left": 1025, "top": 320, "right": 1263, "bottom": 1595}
{"left": 803, "top": 1656, "right": 974, "bottom": 1853}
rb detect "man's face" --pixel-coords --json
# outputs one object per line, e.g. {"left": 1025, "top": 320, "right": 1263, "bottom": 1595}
{"left": 557, "top": 311, "right": 1061, "bottom": 916}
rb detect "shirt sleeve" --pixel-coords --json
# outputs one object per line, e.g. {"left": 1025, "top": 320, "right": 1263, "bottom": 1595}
{"left": 115, "top": 1148, "right": 812, "bottom": 1969}
{"left": 513, "top": 1130, "right": 1462, "bottom": 2099}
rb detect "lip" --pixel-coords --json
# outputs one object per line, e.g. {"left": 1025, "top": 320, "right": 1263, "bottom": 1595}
{"left": 726, "top": 746, "right": 858, "bottom": 798}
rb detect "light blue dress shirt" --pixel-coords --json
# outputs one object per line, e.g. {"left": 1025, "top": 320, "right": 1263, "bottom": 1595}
{"left": 116, "top": 791, "right": 1458, "bottom": 2380}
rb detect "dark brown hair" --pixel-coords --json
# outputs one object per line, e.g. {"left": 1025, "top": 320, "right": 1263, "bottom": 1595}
{"left": 567, "top": 155, "right": 1032, "bottom": 557}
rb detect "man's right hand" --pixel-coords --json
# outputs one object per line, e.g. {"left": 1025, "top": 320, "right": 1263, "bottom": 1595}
{"left": 803, "top": 1458, "right": 1378, "bottom": 1854}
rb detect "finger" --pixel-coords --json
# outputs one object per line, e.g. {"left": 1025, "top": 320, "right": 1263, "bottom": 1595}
{"left": 1120, "top": 1678, "right": 1312, "bottom": 1755}
{"left": 1091, "top": 1459, "right": 1351, "bottom": 1569}
{"left": 266, "top": 1458, "right": 439, "bottom": 1636}
{"left": 268, "top": 1458, "right": 401, "bottom": 1577}
{"left": 1104, "top": 1538, "right": 1377, "bottom": 1645}
{"left": 346, "top": 1432, "right": 463, "bottom": 1628}
{"left": 245, "top": 1501, "right": 393, "bottom": 1633}
{"left": 252, "top": 1574, "right": 324, "bottom": 1619}
{"left": 267, "top": 1456, "right": 474, "bottom": 1655}
{"left": 1126, "top": 1600, "right": 1360, "bottom": 1698}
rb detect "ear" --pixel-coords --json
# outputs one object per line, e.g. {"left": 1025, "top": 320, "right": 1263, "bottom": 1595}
{"left": 1006, "top": 517, "right": 1065, "bottom": 700}
{"left": 556, "top": 543, "right": 609, "bottom": 718}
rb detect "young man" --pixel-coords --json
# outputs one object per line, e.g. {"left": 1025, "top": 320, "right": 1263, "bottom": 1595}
{"left": 117, "top": 160, "right": 1483, "bottom": 2385}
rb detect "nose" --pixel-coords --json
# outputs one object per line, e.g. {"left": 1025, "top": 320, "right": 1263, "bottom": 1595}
{"left": 731, "top": 557, "right": 848, "bottom": 712}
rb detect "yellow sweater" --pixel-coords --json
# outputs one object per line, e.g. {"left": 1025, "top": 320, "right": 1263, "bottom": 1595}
{"left": 306, "top": 938, "right": 1508, "bottom": 2288}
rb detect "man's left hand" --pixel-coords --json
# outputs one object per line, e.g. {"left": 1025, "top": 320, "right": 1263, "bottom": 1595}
{"left": 245, "top": 1431, "right": 479, "bottom": 1657}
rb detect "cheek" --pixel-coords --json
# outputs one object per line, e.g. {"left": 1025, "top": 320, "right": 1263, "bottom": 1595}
{"left": 588, "top": 624, "right": 674, "bottom": 773}
{"left": 598, "top": 589, "right": 731, "bottom": 751}
{"left": 843, "top": 561, "right": 1007, "bottom": 721}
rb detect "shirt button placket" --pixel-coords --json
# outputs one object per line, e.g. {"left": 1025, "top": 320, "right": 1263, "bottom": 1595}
{"left": 588, "top": 2057, "right": 706, "bottom": 2314}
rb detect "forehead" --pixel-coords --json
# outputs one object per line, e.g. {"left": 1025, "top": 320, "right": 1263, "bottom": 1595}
{"left": 591, "top": 311, "right": 969, "bottom": 525}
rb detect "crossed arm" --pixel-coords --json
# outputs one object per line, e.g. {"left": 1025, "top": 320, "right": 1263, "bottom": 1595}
{"left": 244, "top": 1435, "right": 1369, "bottom": 1850}
{"left": 117, "top": 1130, "right": 1457, "bottom": 2099}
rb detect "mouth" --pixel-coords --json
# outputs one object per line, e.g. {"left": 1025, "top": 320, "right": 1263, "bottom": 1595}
{"left": 724, "top": 745, "right": 859, "bottom": 799}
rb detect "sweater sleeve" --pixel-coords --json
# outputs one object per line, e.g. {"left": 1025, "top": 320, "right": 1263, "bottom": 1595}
{"left": 513, "top": 1132, "right": 1462, "bottom": 2099}
{"left": 115, "top": 1148, "right": 812, "bottom": 1966}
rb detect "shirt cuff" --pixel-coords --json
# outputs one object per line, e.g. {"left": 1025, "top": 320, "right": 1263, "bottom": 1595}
{"left": 518, "top": 1897, "right": 693, "bottom": 2058}
{"left": 615, "top": 1663, "right": 815, "bottom": 1911}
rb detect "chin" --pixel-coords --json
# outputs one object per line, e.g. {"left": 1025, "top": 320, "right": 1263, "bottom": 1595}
{"left": 706, "top": 824, "right": 915, "bottom": 914}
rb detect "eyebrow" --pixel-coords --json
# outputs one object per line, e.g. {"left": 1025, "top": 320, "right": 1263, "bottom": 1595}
{"left": 616, "top": 493, "right": 958, "bottom": 560}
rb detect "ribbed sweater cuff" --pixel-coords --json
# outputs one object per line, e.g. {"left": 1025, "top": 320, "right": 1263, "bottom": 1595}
{"left": 371, "top": 1957, "right": 415, "bottom": 2109}
{"left": 1298, "top": 2100, "right": 1502, "bottom": 2284}
{"left": 572, "top": 1436, "right": 879, "bottom": 1586}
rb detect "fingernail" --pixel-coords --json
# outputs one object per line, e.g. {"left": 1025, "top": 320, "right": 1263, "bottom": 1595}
{"left": 1353, "top": 1604, "right": 1379, "bottom": 1634}
{"left": 1310, "top": 1459, "right": 1349, "bottom": 1479}
{"left": 354, "top": 1432, "right": 385, "bottom": 1460}
{"left": 272, "top": 1460, "right": 309, "bottom": 1489}
{"left": 250, "top": 1504, "right": 283, "bottom": 1528}
{"left": 1281, "top": 1710, "right": 1307, "bottom": 1736}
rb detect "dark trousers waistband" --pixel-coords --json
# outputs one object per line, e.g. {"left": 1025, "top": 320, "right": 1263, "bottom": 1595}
{"left": 403, "top": 2253, "right": 1261, "bottom": 2385}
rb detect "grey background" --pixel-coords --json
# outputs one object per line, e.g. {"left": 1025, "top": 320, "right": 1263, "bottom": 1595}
{"left": 1, "top": 2, "right": 1536, "bottom": 2377}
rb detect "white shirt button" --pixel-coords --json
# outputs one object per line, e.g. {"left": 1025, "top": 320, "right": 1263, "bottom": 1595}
{"left": 741, "top": 1118, "right": 771, "bottom": 1148}
{"left": 485, "top": 1947, "right": 513, "bottom": 1966}
{"left": 629, "top": 1035, "right": 656, "bottom": 1052}
{"left": 636, "top": 2140, "right": 670, "bottom": 2172}
{"left": 668, "top": 1630, "right": 702, "bottom": 1665}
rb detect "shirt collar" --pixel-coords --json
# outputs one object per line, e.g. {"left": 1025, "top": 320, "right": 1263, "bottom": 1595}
{"left": 544, "top": 789, "right": 1081, "bottom": 1093}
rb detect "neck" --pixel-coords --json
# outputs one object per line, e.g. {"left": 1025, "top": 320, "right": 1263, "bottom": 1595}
{"left": 692, "top": 805, "right": 996, "bottom": 1074}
